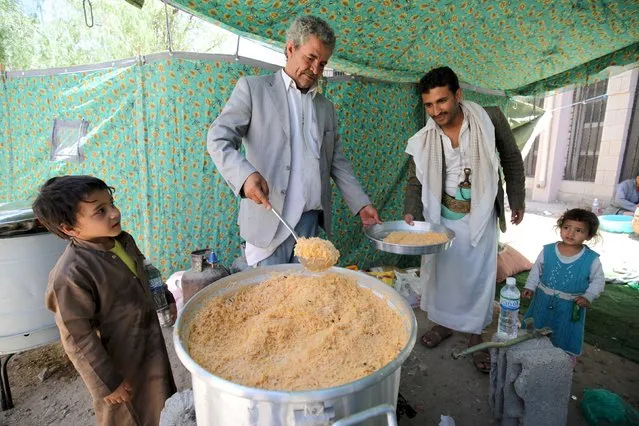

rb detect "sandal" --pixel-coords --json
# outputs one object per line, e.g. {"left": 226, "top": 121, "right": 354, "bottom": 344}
{"left": 420, "top": 325, "right": 453, "bottom": 348}
{"left": 472, "top": 350, "right": 491, "bottom": 374}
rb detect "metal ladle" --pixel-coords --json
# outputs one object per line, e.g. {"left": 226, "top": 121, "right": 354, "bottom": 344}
{"left": 270, "top": 206, "right": 299, "bottom": 242}
{"left": 269, "top": 207, "right": 335, "bottom": 272}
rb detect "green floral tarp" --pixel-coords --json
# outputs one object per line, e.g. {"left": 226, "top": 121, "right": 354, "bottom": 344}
{"left": 167, "top": 0, "right": 639, "bottom": 95}
{"left": 0, "top": 55, "right": 509, "bottom": 276}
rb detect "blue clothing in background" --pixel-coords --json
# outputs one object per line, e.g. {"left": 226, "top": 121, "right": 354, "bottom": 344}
{"left": 612, "top": 178, "right": 639, "bottom": 213}
{"left": 523, "top": 243, "right": 599, "bottom": 356}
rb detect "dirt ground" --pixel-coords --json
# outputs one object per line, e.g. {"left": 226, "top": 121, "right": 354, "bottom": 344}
{"left": 1, "top": 312, "right": 638, "bottom": 426}
{"left": 398, "top": 311, "right": 639, "bottom": 425}
{"left": 1, "top": 204, "right": 638, "bottom": 425}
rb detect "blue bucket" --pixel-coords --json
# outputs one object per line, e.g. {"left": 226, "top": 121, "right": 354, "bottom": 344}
{"left": 599, "top": 215, "right": 633, "bottom": 234}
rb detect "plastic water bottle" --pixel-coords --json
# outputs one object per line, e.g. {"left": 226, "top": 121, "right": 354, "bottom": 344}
{"left": 497, "top": 277, "right": 520, "bottom": 340}
{"left": 591, "top": 198, "right": 602, "bottom": 215}
{"left": 144, "top": 259, "right": 171, "bottom": 327}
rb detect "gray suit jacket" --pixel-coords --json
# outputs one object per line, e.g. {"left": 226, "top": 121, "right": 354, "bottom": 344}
{"left": 207, "top": 72, "right": 371, "bottom": 248}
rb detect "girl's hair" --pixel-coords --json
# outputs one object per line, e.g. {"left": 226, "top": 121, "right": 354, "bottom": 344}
{"left": 32, "top": 175, "right": 114, "bottom": 239}
{"left": 556, "top": 208, "right": 600, "bottom": 239}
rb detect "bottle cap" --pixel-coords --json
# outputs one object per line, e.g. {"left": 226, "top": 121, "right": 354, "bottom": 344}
{"left": 506, "top": 277, "right": 516, "bottom": 286}
{"left": 208, "top": 251, "right": 218, "bottom": 264}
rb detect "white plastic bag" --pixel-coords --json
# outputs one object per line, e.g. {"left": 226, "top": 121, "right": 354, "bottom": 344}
{"left": 394, "top": 269, "right": 422, "bottom": 308}
{"left": 166, "top": 270, "right": 185, "bottom": 311}
{"left": 159, "top": 389, "right": 196, "bottom": 426}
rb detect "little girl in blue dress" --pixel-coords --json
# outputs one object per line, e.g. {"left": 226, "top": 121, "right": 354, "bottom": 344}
{"left": 522, "top": 208, "right": 605, "bottom": 364}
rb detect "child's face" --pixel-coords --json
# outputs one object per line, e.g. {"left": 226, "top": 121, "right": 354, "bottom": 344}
{"left": 61, "top": 189, "right": 122, "bottom": 243}
{"left": 559, "top": 219, "right": 590, "bottom": 247}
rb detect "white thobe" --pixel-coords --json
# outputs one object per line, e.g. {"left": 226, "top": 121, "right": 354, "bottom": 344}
{"left": 420, "top": 123, "right": 498, "bottom": 334}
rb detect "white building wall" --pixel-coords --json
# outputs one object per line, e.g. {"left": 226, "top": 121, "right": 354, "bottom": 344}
{"left": 527, "top": 91, "right": 573, "bottom": 203}
{"left": 526, "top": 68, "right": 638, "bottom": 209}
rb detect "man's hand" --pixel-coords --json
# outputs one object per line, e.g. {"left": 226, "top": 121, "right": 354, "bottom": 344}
{"left": 242, "top": 172, "right": 271, "bottom": 209}
{"left": 359, "top": 205, "right": 381, "bottom": 226}
{"left": 511, "top": 209, "right": 525, "bottom": 225}
{"left": 104, "top": 380, "right": 132, "bottom": 405}
{"left": 404, "top": 214, "right": 415, "bottom": 226}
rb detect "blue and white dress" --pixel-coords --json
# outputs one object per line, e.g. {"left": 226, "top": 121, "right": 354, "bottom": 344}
{"left": 523, "top": 243, "right": 604, "bottom": 356}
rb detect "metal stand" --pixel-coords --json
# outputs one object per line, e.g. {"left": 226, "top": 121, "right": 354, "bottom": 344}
{"left": 1, "top": 353, "right": 15, "bottom": 411}
{"left": 0, "top": 327, "right": 60, "bottom": 412}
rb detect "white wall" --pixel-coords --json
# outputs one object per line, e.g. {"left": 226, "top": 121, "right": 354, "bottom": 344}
{"left": 528, "top": 68, "right": 638, "bottom": 208}
{"left": 528, "top": 90, "right": 573, "bottom": 203}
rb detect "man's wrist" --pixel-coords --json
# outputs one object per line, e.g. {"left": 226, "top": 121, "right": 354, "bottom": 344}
{"left": 357, "top": 204, "right": 371, "bottom": 215}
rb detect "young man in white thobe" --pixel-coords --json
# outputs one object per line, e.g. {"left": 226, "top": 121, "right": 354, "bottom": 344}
{"left": 403, "top": 67, "right": 525, "bottom": 373}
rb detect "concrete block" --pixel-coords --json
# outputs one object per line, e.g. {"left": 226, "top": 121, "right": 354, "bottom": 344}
{"left": 510, "top": 346, "right": 572, "bottom": 426}
{"left": 610, "top": 109, "right": 632, "bottom": 127}
{"left": 503, "top": 357, "right": 524, "bottom": 417}
{"left": 489, "top": 344, "right": 507, "bottom": 417}
{"left": 489, "top": 336, "right": 573, "bottom": 426}
{"left": 504, "top": 338, "right": 555, "bottom": 419}
{"left": 601, "top": 124, "right": 625, "bottom": 142}
{"left": 601, "top": 170, "right": 620, "bottom": 188}
{"left": 597, "top": 140, "right": 611, "bottom": 157}
{"left": 559, "top": 180, "right": 588, "bottom": 194}
{"left": 607, "top": 93, "right": 633, "bottom": 111}
{"left": 490, "top": 337, "right": 553, "bottom": 419}
{"left": 617, "top": 75, "right": 632, "bottom": 93}
{"left": 605, "top": 139, "right": 624, "bottom": 157}
{"left": 591, "top": 182, "right": 615, "bottom": 198}
{"left": 607, "top": 77, "right": 620, "bottom": 95}
{"left": 556, "top": 192, "right": 584, "bottom": 205}
{"left": 597, "top": 155, "right": 620, "bottom": 172}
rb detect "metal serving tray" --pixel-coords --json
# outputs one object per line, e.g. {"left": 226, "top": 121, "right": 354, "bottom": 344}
{"left": 364, "top": 221, "right": 455, "bottom": 255}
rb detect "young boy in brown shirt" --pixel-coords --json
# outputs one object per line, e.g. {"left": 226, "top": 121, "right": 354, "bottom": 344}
{"left": 33, "top": 175, "right": 176, "bottom": 425}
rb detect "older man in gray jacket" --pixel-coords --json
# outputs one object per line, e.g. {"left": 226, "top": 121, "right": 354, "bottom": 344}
{"left": 207, "top": 15, "right": 380, "bottom": 267}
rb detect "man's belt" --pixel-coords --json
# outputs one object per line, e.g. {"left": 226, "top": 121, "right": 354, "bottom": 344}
{"left": 442, "top": 192, "right": 471, "bottom": 214}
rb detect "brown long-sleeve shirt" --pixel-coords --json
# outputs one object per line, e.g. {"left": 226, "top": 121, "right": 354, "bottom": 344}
{"left": 46, "top": 231, "right": 176, "bottom": 426}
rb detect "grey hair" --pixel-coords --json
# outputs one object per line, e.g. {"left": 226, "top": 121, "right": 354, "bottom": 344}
{"left": 285, "top": 15, "right": 336, "bottom": 56}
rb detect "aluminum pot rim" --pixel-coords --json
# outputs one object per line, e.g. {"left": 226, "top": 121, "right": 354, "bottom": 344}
{"left": 173, "top": 264, "right": 417, "bottom": 403}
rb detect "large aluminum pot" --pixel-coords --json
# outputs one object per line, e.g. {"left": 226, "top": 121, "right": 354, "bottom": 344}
{"left": 174, "top": 264, "right": 417, "bottom": 426}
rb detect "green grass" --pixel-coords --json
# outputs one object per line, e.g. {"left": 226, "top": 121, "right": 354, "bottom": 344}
{"left": 497, "top": 272, "right": 639, "bottom": 363}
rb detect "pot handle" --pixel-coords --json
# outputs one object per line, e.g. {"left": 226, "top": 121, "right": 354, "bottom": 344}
{"left": 332, "top": 404, "right": 397, "bottom": 426}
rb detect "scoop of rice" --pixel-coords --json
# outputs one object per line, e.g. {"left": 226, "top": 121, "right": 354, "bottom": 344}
{"left": 294, "top": 237, "right": 340, "bottom": 271}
